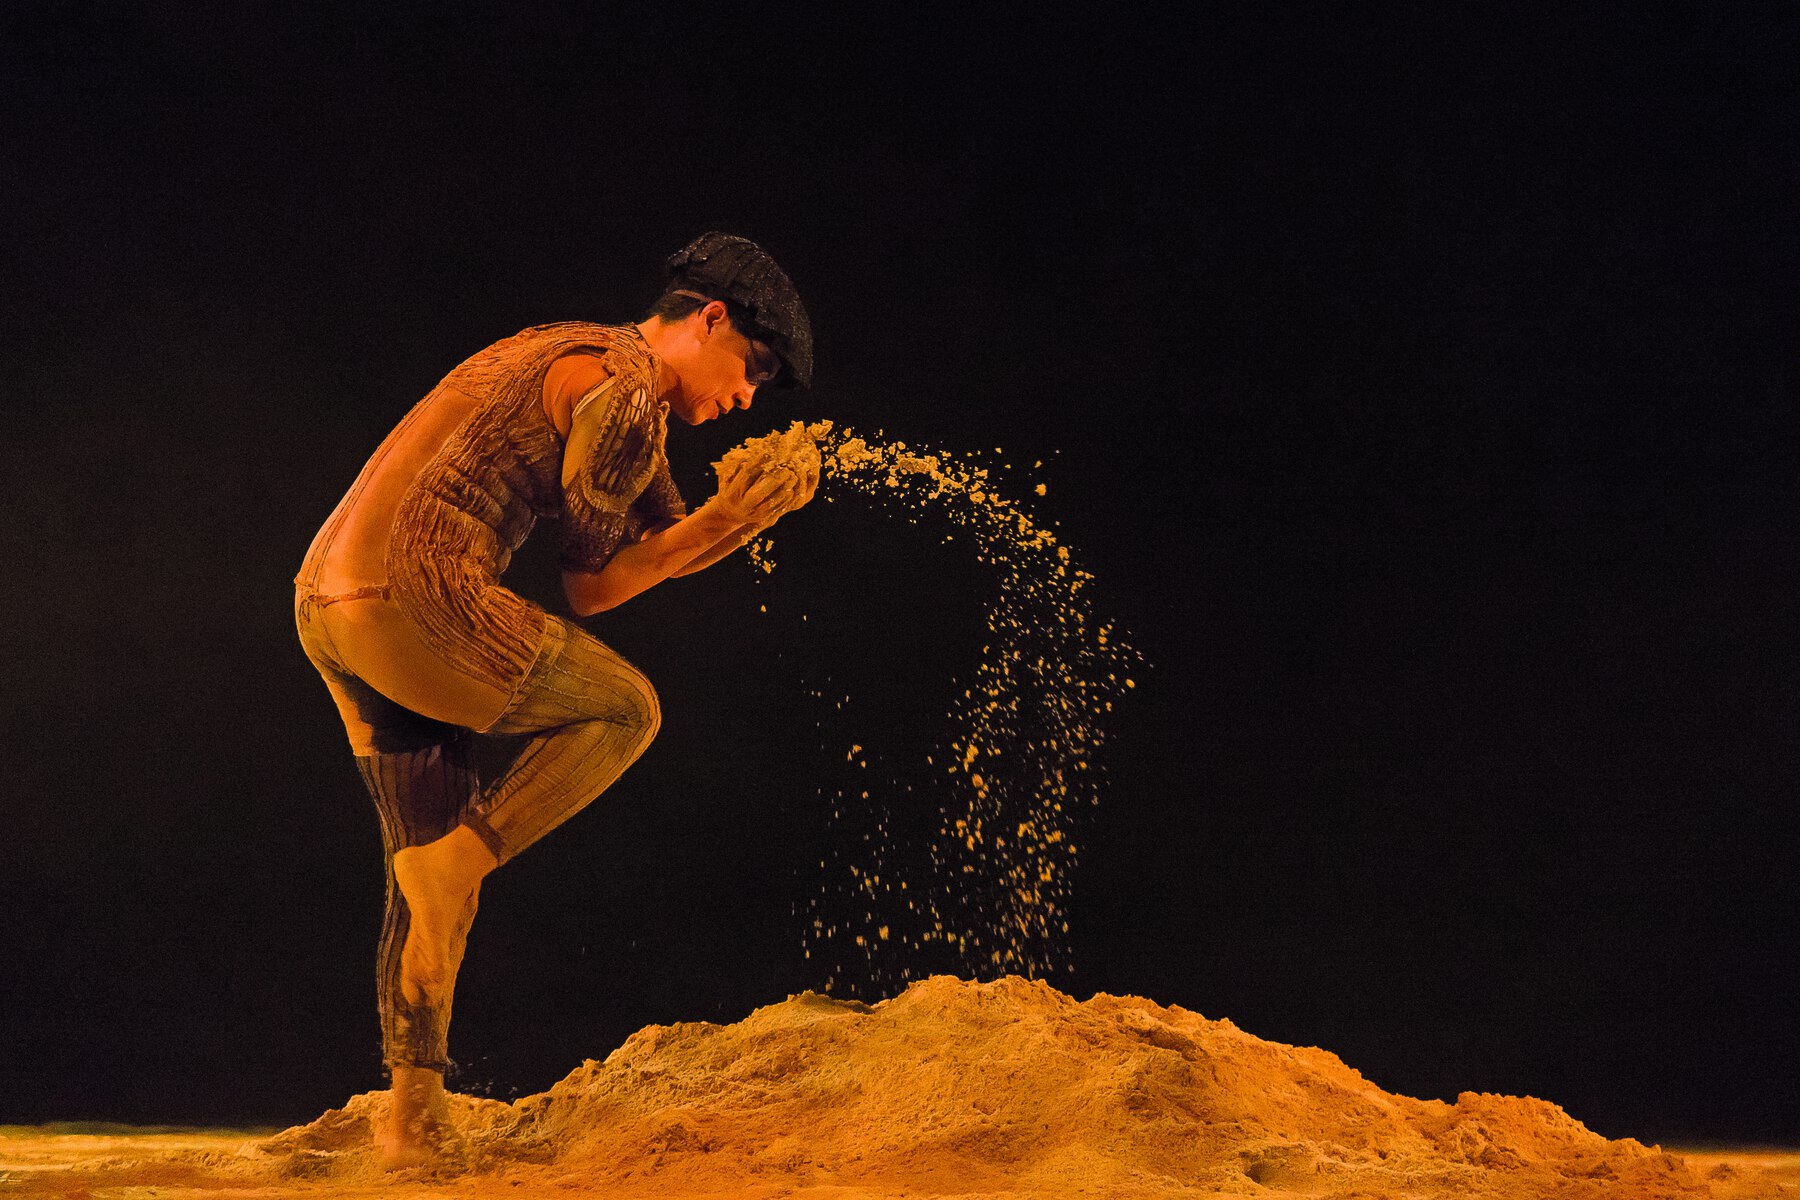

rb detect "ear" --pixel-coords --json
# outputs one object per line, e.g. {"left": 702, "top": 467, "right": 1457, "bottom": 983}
{"left": 700, "top": 300, "right": 731, "bottom": 337}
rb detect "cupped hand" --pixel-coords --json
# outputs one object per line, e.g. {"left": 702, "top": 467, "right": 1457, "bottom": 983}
{"left": 746, "top": 471, "right": 804, "bottom": 530}
{"left": 714, "top": 465, "right": 801, "bottom": 526}
{"left": 712, "top": 453, "right": 766, "bottom": 517}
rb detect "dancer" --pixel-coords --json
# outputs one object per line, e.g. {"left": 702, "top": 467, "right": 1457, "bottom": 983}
{"left": 293, "top": 233, "right": 814, "bottom": 1167}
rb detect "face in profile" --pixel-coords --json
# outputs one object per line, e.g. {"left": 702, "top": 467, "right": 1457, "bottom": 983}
{"left": 660, "top": 304, "right": 781, "bottom": 425}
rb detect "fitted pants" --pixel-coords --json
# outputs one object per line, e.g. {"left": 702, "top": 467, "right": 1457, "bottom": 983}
{"left": 294, "top": 587, "right": 660, "bottom": 1073}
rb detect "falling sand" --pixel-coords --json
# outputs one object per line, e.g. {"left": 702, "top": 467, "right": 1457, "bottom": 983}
{"left": 736, "top": 422, "right": 1144, "bottom": 994}
{"left": 5, "top": 977, "right": 1793, "bottom": 1198}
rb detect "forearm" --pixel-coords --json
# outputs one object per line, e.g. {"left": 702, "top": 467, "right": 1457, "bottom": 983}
{"left": 669, "top": 518, "right": 761, "bottom": 577}
{"left": 564, "top": 501, "right": 745, "bottom": 615}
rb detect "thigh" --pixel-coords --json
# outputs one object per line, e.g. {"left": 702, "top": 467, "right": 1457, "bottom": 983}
{"left": 296, "top": 594, "right": 463, "bottom": 755}
{"left": 314, "top": 657, "right": 467, "bottom": 756}
{"left": 486, "top": 614, "right": 660, "bottom": 736}
{"left": 318, "top": 596, "right": 516, "bottom": 735}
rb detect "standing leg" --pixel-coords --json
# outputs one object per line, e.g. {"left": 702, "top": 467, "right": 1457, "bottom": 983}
{"left": 388, "top": 615, "right": 659, "bottom": 1030}
{"left": 375, "top": 617, "right": 659, "bottom": 1165}
{"left": 353, "top": 734, "right": 477, "bottom": 1168}
{"left": 297, "top": 589, "right": 516, "bottom": 1168}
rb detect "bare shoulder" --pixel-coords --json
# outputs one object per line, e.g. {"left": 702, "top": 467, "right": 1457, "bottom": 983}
{"left": 542, "top": 351, "right": 614, "bottom": 439}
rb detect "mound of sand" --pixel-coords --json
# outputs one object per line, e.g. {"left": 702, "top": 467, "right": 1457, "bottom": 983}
{"left": 243, "top": 975, "right": 1758, "bottom": 1198}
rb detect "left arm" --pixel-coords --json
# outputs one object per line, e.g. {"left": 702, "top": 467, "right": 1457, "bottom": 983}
{"left": 548, "top": 352, "right": 816, "bottom": 614}
{"left": 563, "top": 467, "right": 803, "bottom": 614}
{"left": 562, "top": 499, "right": 749, "bottom": 615}
{"left": 668, "top": 519, "right": 759, "bottom": 577}
{"left": 671, "top": 454, "right": 817, "bottom": 578}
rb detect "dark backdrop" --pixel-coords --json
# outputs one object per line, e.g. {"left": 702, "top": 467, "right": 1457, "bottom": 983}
{"left": 3, "top": 6, "right": 1795, "bottom": 1146}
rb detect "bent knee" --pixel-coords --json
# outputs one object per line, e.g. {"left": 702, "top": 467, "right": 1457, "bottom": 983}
{"left": 619, "top": 667, "right": 661, "bottom": 746}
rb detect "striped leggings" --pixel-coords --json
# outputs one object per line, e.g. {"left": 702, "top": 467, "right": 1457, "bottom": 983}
{"left": 295, "top": 592, "right": 660, "bottom": 1072}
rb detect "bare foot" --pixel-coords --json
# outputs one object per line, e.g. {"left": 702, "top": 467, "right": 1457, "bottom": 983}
{"left": 392, "top": 825, "right": 497, "bottom": 1006}
{"left": 376, "top": 1065, "right": 449, "bottom": 1170}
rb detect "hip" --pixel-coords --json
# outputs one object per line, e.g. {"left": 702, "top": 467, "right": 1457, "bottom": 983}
{"left": 293, "top": 579, "right": 548, "bottom": 731}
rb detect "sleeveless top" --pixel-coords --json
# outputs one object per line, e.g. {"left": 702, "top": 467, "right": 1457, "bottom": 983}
{"left": 295, "top": 322, "right": 687, "bottom": 688}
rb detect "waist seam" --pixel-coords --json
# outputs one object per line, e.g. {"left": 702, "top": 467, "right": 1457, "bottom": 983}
{"left": 294, "top": 582, "right": 394, "bottom": 608}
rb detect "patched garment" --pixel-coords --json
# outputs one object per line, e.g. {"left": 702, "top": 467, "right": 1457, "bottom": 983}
{"left": 295, "top": 322, "right": 686, "bottom": 691}
{"left": 557, "top": 365, "right": 682, "bottom": 574}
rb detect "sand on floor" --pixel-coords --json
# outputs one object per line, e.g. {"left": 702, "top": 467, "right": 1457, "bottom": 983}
{"left": 4, "top": 976, "right": 1794, "bottom": 1199}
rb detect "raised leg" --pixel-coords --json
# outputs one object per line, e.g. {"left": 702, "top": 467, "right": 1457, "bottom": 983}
{"left": 467, "top": 617, "right": 662, "bottom": 862}
{"left": 351, "top": 618, "right": 661, "bottom": 1169}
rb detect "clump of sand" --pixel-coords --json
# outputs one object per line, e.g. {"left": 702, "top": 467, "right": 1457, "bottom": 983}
{"left": 239, "top": 975, "right": 1749, "bottom": 1198}
{"left": 716, "top": 419, "right": 828, "bottom": 479}
{"left": 713, "top": 419, "right": 826, "bottom": 539}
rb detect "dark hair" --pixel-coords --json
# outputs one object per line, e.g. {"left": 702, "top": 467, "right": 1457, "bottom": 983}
{"left": 644, "top": 290, "right": 770, "bottom": 344}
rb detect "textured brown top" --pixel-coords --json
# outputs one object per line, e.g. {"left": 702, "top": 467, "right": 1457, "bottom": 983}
{"left": 297, "top": 322, "right": 686, "bottom": 688}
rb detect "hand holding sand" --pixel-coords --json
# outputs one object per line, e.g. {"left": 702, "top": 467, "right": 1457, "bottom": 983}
{"left": 713, "top": 463, "right": 801, "bottom": 528}
{"left": 711, "top": 420, "right": 827, "bottom": 530}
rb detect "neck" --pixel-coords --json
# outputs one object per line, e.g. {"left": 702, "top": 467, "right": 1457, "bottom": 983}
{"left": 633, "top": 319, "right": 681, "bottom": 398}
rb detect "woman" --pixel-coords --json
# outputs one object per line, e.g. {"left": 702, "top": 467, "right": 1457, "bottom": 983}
{"left": 293, "top": 233, "right": 815, "bottom": 1167}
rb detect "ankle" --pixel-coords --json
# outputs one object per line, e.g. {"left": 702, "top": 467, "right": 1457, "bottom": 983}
{"left": 395, "top": 830, "right": 495, "bottom": 904}
{"left": 390, "top": 1064, "right": 444, "bottom": 1093}
{"left": 388, "top": 1065, "right": 447, "bottom": 1114}
{"left": 442, "top": 822, "right": 499, "bottom": 881}
{"left": 400, "top": 824, "right": 497, "bottom": 884}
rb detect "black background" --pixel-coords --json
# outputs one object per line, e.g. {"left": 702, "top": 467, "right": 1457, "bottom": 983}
{"left": 3, "top": 5, "right": 1795, "bottom": 1146}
